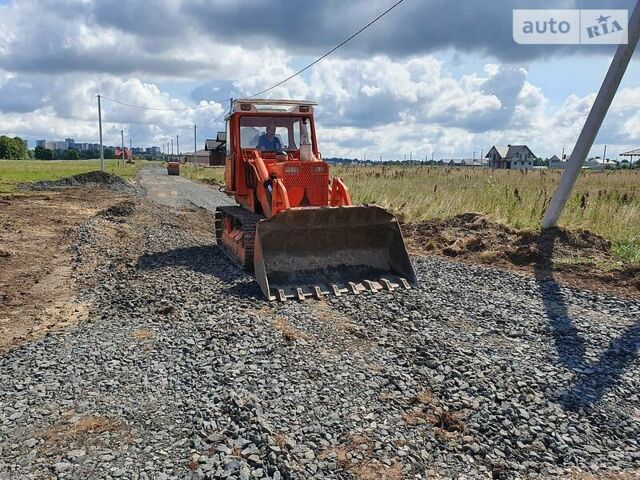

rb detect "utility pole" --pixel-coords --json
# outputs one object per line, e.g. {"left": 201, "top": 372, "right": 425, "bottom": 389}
{"left": 432, "top": 152, "right": 435, "bottom": 162}
{"left": 97, "top": 95, "right": 104, "bottom": 172}
{"left": 120, "top": 129, "right": 125, "bottom": 166}
{"left": 176, "top": 134, "right": 180, "bottom": 157}
{"left": 171, "top": 139, "right": 173, "bottom": 156}
{"left": 603, "top": 144, "right": 608, "bottom": 167}
{"left": 193, "top": 124, "right": 197, "bottom": 165}
{"left": 542, "top": 0, "right": 640, "bottom": 229}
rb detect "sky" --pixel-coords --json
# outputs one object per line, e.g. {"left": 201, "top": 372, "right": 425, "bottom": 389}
{"left": 0, "top": 0, "right": 639, "bottom": 159}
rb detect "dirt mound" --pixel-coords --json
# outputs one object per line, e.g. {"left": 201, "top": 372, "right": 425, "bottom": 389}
{"left": 403, "top": 213, "right": 639, "bottom": 297}
{"left": 20, "top": 171, "right": 130, "bottom": 192}
{"left": 98, "top": 201, "right": 135, "bottom": 222}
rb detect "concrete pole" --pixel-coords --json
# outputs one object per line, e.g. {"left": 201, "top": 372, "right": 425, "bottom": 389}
{"left": 542, "top": 1, "right": 640, "bottom": 228}
{"left": 193, "top": 124, "right": 197, "bottom": 165}
{"left": 98, "top": 95, "right": 104, "bottom": 172}
{"left": 176, "top": 134, "right": 180, "bottom": 157}
{"left": 120, "top": 129, "right": 125, "bottom": 166}
{"left": 603, "top": 144, "right": 608, "bottom": 167}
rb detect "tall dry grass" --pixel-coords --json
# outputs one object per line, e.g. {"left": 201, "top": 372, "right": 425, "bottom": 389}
{"left": 177, "top": 162, "right": 640, "bottom": 261}
{"left": 333, "top": 166, "right": 640, "bottom": 261}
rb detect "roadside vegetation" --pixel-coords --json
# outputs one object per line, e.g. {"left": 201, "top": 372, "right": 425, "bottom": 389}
{"left": 333, "top": 166, "right": 640, "bottom": 263}
{"left": 0, "top": 159, "right": 152, "bottom": 193}
{"left": 180, "top": 164, "right": 225, "bottom": 185}
{"left": 183, "top": 163, "right": 639, "bottom": 263}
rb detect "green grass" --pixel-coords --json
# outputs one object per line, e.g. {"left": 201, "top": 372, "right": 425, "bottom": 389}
{"left": 180, "top": 164, "right": 225, "bottom": 185}
{"left": 0, "top": 159, "right": 153, "bottom": 193}
{"left": 331, "top": 165, "right": 640, "bottom": 263}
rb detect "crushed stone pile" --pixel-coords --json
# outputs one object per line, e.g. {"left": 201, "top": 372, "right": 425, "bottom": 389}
{"left": 20, "top": 171, "right": 131, "bottom": 192}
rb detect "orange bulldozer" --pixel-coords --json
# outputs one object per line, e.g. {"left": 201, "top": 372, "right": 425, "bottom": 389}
{"left": 215, "top": 99, "right": 416, "bottom": 301}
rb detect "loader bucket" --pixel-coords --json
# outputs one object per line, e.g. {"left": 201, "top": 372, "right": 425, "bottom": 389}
{"left": 254, "top": 205, "right": 417, "bottom": 301}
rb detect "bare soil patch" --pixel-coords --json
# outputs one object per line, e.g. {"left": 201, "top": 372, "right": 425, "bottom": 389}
{"left": 403, "top": 213, "right": 640, "bottom": 298}
{"left": 0, "top": 188, "right": 128, "bottom": 352}
{"left": 36, "top": 413, "right": 127, "bottom": 455}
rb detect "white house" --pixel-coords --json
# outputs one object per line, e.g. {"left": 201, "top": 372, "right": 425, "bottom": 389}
{"left": 548, "top": 155, "right": 566, "bottom": 169}
{"left": 485, "top": 145, "right": 537, "bottom": 170}
{"left": 447, "top": 158, "right": 485, "bottom": 167}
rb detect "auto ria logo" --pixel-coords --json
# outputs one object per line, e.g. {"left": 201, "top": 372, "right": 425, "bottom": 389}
{"left": 513, "top": 9, "right": 628, "bottom": 44}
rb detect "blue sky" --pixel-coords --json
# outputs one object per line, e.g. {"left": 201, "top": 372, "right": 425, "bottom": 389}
{"left": 0, "top": 0, "right": 639, "bottom": 159}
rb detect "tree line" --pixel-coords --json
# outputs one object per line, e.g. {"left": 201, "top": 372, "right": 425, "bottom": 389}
{"left": 33, "top": 146, "right": 118, "bottom": 160}
{"left": 0, "top": 136, "right": 29, "bottom": 160}
{"left": 0, "top": 135, "right": 119, "bottom": 160}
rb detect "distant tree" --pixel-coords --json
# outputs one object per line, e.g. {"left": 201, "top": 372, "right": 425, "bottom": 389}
{"left": 67, "top": 149, "right": 80, "bottom": 160}
{"left": 34, "top": 145, "right": 54, "bottom": 160}
{"left": 0, "top": 135, "right": 28, "bottom": 159}
{"left": 0, "top": 136, "right": 11, "bottom": 159}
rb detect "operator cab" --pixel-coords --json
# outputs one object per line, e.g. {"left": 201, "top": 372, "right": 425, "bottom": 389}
{"left": 230, "top": 100, "right": 318, "bottom": 162}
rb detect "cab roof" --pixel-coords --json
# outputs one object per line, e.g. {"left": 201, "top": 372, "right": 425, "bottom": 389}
{"left": 229, "top": 99, "right": 316, "bottom": 116}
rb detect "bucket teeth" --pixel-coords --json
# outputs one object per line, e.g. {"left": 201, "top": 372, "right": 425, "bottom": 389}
{"left": 268, "top": 277, "right": 412, "bottom": 301}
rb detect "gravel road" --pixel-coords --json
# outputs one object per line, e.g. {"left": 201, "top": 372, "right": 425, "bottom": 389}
{"left": 139, "top": 163, "right": 234, "bottom": 210}
{"left": 1, "top": 166, "right": 639, "bottom": 479}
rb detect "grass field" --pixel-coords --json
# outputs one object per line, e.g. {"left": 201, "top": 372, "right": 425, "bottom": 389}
{"left": 0, "top": 159, "right": 153, "bottom": 193}
{"left": 182, "top": 163, "right": 640, "bottom": 262}
{"left": 334, "top": 166, "right": 640, "bottom": 262}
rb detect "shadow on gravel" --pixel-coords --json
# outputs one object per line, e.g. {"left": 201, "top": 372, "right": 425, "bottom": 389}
{"left": 137, "top": 245, "right": 251, "bottom": 286}
{"left": 534, "top": 228, "right": 640, "bottom": 410}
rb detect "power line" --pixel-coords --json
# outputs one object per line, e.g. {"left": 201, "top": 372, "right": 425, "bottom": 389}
{"left": 200, "top": 106, "right": 230, "bottom": 130}
{"left": 99, "top": 0, "right": 405, "bottom": 111}
{"left": 247, "top": 0, "right": 405, "bottom": 98}
{"left": 100, "top": 95, "right": 230, "bottom": 112}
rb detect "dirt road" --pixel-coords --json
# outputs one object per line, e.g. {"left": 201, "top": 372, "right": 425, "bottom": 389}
{"left": 0, "top": 167, "right": 639, "bottom": 479}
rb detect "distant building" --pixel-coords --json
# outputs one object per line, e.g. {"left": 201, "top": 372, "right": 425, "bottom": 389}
{"left": 22, "top": 139, "right": 28, "bottom": 149}
{"left": 486, "top": 145, "right": 537, "bottom": 170}
{"left": 447, "top": 158, "right": 485, "bottom": 167}
{"left": 205, "top": 131, "right": 226, "bottom": 165}
{"left": 548, "top": 155, "right": 566, "bottom": 169}
{"left": 36, "top": 140, "right": 46, "bottom": 148}
{"left": 182, "top": 149, "right": 211, "bottom": 165}
{"left": 620, "top": 148, "right": 640, "bottom": 167}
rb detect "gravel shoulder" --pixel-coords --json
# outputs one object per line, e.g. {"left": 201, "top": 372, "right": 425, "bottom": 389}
{"left": 0, "top": 167, "right": 638, "bottom": 479}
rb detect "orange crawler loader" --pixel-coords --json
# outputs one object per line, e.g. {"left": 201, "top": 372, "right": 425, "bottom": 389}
{"left": 167, "top": 159, "right": 180, "bottom": 176}
{"left": 215, "top": 99, "right": 416, "bottom": 301}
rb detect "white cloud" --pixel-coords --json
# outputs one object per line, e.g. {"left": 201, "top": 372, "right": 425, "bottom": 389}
{"left": 0, "top": 0, "right": 639, "bottom": 159}
{"left": 0, "top": 71, "right": 225, "bottom": 147}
